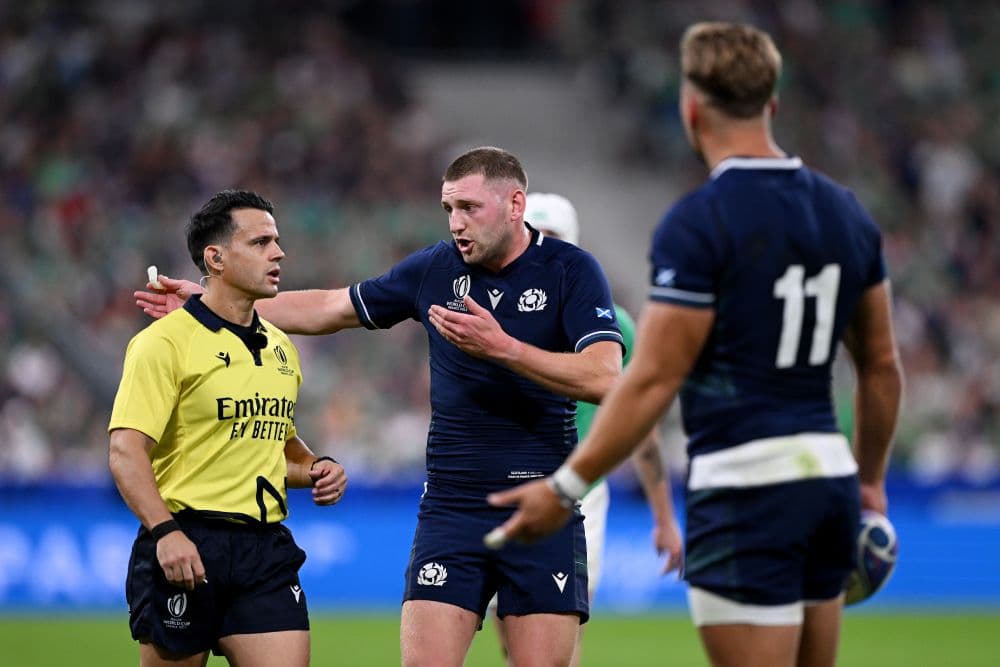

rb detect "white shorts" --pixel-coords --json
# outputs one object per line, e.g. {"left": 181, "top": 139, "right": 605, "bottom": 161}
{"left": 580, "top": 479, "right": 609, "bottom": 596}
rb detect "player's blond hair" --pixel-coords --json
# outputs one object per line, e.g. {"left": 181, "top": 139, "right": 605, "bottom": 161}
{"left": 681, "top": 22, "right": 781, "bottom": 119}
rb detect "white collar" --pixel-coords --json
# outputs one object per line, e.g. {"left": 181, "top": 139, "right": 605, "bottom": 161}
{"left": 710, "top": 156, "right": 803, "bottom": 179}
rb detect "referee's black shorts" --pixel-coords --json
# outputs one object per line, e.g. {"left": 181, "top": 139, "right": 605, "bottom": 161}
{"left": 125, "top": 514, "right": 309, "bottom": 656}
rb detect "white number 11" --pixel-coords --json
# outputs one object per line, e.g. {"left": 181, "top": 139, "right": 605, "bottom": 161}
{"left": 773, "top": 263, "right": 841, "bottom": 368}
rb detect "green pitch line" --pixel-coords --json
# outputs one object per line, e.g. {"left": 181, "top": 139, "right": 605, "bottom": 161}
{"left": 1, "top": 612, "right": 998, "bottom": 666}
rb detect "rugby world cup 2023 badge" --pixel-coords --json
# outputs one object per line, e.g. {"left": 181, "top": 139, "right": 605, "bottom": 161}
{"left": 164, "top": 592, "right": 191, "bottom": 630}
{"left": 447, "top": 275, "right": 471, "bottom": 311}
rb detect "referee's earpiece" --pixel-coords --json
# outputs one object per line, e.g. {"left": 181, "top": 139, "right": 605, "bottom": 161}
{"left": 214, "top": 253, "right": 222, "bottom": 263}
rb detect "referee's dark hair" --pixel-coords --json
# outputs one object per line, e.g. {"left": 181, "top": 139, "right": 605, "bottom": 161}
{"left": 187, "top": 190, "right": 275, "bottom": 273}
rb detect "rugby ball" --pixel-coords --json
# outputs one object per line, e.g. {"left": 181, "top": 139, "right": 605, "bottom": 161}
{"left": 844, "top": 510, "right": 898, "bottom": 605}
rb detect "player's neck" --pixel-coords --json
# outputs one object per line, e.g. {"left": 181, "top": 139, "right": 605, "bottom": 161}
{"left": 488, "top": 223, "right": 532, "bottom": 273}
{"left": 699, "top": 117, "right": 785, "bottom": 172}
{"left": 201, "top": 282, "right": 256, "bottom": 327}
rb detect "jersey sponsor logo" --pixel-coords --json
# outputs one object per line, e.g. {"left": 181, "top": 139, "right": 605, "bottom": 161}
{"left": 487, "top": 288, "right": 504, "bottom": 309}
{"left": 595, "top": 307, "right": 613, "bottom": 320}
{"left": 416, "top": 562, "right": 448, "bottom": 586}
{"left": 290, "top": 584, "right": 303, "bottom": 603}
{"left": 517, "top": 288, "right": 548, "bottom": 312}
{"left": 655, "top": 268, "right": 676, "bottom": 286}
{"left": 164, "top": 592, "right": 191, "bottom": 630}
{"left": 552, "top": 572, "right": 568, "bottom": 593}
{"left": 448, "top": 275, "right": 471, "bottom": 311}
{"left": 216, "top": 351, "right": 231, "bottom": 367}
{"left": 217, "top": 393, "right": 295, "bottom": 441}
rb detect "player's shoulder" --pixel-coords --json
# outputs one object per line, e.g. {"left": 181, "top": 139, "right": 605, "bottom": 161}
{"left": 536, "top": 232, "right": 597, "bottom": 267}
{"left": 133, "top": 307, "right": 194, "bottom": 342}
{"left": 125, "top": 307, "right": 194, "bottom": 357}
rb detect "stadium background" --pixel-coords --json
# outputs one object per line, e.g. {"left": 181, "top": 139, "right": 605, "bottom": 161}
{"left": 0, "top": 0, "right": 997, "bottom": 664}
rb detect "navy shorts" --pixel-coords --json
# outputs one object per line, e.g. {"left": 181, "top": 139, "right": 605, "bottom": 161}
{"left": 125, "top": 514, "right": 309, "bottom": 656}
{"left": 683, "top": 475, "right": 860, "bottom": 605}
{"left": 404, "top": 481, "right": 589, "bottom": 624}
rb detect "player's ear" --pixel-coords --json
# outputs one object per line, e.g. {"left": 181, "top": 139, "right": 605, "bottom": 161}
{"left": 205, "top": 245, "right": 224, "bottom": 273}
{"left": 511, "top": 189, "right": 526, "bottom": 223}
{"left": 767, "top": 96, "right": 779, "bottom": 119}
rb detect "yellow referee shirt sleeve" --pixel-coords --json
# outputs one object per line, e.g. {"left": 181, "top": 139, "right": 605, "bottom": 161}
{"left": 109, "top": 330, "right": 181, "bottom": 443}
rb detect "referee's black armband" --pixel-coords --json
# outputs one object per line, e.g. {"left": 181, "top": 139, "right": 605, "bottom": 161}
{"left": 150, "top": 519, "right": 182, "bottom": 541}
{"left": 310, "top": 456, "right": 339, "bottom": 470}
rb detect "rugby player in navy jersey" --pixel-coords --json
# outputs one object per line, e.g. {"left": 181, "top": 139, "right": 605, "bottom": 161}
{"left": 135, "top": 148, "right": 625, "bottom": 667}
{"left": 492, "top": 22, "right": 904, "bottom": 667}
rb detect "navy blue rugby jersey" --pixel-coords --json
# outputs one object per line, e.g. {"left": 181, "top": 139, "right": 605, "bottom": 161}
{"left": 649, "top": 157, "right": 885, "bottom": 457}
{"left": 349, "top": 224, "right": 623, "bottom": 486}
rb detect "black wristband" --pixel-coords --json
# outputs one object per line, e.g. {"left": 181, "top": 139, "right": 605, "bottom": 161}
{"left": 150, "top": 519, "right": 181, "bottom": 541}
{"left": 310, "top": 455, "right": 339, "bottom": 470}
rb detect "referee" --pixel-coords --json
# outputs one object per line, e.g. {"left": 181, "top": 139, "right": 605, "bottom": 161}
{"left": 109, "top": 190, "right": 346, "bottom": 666}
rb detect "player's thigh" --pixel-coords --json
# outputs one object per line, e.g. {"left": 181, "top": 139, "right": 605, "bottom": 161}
{"left": 798, "top": 596, "right": 844, "bottom": 667}
{"left": 400, "top": 600, "right": 480, "bottom": 667}
{"left": 503, "top": 613, "right": 579, "bottom": 667}
{"left": 139, "top": 642, "right": 209, "bottom": 667}
{"left": 217, "top": 630, "right": 309, "bottom": 667}
{"left": 698, "top": 622, "right": 801, "bottom": 667}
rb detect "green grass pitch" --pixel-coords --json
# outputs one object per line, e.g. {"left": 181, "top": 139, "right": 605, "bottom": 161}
{"left": 2, "top": 612, "right": 997, "bottom": 665}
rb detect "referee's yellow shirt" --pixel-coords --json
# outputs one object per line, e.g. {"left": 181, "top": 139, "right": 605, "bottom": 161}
{"left": 110, "top": 295, "right": 302, "bottom": 524}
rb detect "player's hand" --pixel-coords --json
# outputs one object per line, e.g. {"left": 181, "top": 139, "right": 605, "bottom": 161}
{"left": 156, "top": 531, "right": 207, "bottom": 591}
{"left": 427, "top": 296, "right": 519, "bottom": 361}
{"left": 310, "top": 459, "right": 348, "bottom": 506}
{"left": 135, "top": 275, "right": 202, "bottom": 320}
{"left": 859, "top": 481, "right": 887, "bottom": 515}
{"left": 485, "top": 478, "right": 572, "bottom": 546}
{"left": 653, "top": 517, "right": 684, "bottom": 576}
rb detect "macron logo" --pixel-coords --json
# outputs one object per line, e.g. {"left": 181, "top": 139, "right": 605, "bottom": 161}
{"left": 290, "top": 585, "right": 302, "bottom": 603}
{"left": 552, "top": 572, "right": 568, "bottom": 593}
{"left": 655, "top": 268, "right": 676, "bottom": 286}
{"left": 488, "top": 288, "right": 504, "bottom": 310}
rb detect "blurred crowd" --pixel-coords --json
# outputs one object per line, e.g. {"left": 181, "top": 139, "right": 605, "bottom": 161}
{"left": 0, "top": 1, "right": 996, "bottom": 485}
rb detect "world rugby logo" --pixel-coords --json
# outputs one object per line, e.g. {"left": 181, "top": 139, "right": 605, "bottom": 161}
{"left": 453, "top": 275, "right": 471, "bottom": 300}
{"left": 167, "top": 592, "right": 187, "bottom": 618}
{"left": 417, "top": 562, "right": 448, "bottom": 586}
{"left": 517, "top": 288, "right": 548, "bottom": 312}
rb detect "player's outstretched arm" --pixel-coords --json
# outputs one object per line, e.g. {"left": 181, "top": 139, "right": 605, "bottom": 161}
{"left": 842, "top": 280, "right": 903, "bottom": 515}
{"left": 255, "top": 288, "right": 360, "bottom": 334}
{"left": 284, "top": 436, "right": 348, "bottom": 505}
{"left": 631, "top": 429, "right": 683, "bottom": 575}
{"left": 109, "top": 428, "right": 206, "bottom": 590}
{"left": 428, "top": 295, "right": 622, "bottom": 403}
{"left": 135, "top": 271, "right": 361, "bottom": 334}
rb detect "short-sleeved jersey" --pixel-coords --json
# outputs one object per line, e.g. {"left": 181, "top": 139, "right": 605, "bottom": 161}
{"left": 349, "top": 224, "right": 623, "bottom": 488}
{"left": 649, "top": 157, "right": 885, "bottom": 459}
{"left": 576, "top": 304, "right": 635, "bottom": 439}
{"left": 109, "top": 295, "right": 302, "bottom": 524}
